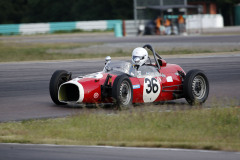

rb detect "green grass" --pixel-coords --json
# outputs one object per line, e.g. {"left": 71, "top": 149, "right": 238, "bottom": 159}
{"left": 0, "top": 41, "right": 233, "bottom": 62}
{"left": 0, "top": 106, "right": 239, "bottom": 151}
{"left": 0, "top": 38, "right": 240, "bottom": 62}
{"left": 0, "top": 42, "right": 105, "bottom": 62}
{"left": 156, "top": 49, "right": 213, "bottom": 55}
{"left": 0, "top": 42, "right": 133, "bottom": 62}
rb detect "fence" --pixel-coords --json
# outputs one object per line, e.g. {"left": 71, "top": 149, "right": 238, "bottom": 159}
{"left": 0, "top": 14, "right": 224, "bottom": 37}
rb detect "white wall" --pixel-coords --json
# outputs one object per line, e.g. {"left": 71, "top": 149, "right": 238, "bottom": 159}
{"left": 186, "top": 14, "right": 224, "bottom": 29}
{"left": 76, "top": 21, "right": 107, "bottom": 31}
{"left": 19, "top": 23, "right": 50, "bottom": 34}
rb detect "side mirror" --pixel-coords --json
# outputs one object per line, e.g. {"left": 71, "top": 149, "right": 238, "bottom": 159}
{"left": 104, "top": 56, "right": 111, "bottom": 71}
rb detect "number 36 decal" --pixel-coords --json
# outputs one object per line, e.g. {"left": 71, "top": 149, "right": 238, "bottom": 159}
{"left": 143, "top": 76, "right": 161, "bottom": 102}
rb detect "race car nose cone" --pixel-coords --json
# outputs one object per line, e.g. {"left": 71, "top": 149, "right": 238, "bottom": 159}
{"left": 58, "top": 80, "right": 84, "bottom": 103}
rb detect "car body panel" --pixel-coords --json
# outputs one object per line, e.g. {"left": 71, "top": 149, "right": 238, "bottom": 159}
{"left": 52, "top": 44, "right": 208, "bottom": 106}
{"left": 58, "top": 61, "right": 185, "bottom": 105}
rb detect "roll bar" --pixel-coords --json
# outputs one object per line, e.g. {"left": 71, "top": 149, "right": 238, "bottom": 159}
{"left": 143, "top": 44, "right": 161, "bottom": 69}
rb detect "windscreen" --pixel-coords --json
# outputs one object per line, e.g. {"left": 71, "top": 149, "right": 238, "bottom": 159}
{"left": 103, "top": 61, "right": 133, "bottom": 75}
{"left": 103, "top": 61, "right": 160, "bottom": 78}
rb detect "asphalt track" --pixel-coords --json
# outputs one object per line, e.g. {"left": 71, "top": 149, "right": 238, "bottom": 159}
{"left": 0, "top": 54, "right": 239, "bottom": 122}
{"left": 0, "top": 144, "right": 239, "bottom": 160}
{"left": 0, "top": 35, "right": 240, "bottom": 159}
{"left": 3, "top": 34, "right": 240, "bottom": 44}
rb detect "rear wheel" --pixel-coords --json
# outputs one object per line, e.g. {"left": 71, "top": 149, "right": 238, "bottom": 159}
{"left": 183, "top": 69, "right": 209, "bottom": 105}
{"left": 112, "top": 75, "right": 133, "bottom": 109}
{"left": 49, "top": 70, "right": 71, "bottom": 105}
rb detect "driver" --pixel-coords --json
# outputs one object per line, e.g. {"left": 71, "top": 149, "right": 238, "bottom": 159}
{"left": 132, "top": 47, "right": 148, "bottom": 70}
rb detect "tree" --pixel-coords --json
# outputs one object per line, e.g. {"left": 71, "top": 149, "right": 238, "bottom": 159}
{"left": 215, "top": 0, "right": 240, "bottom": 25}
{"left": 0, "top": 0, "right": 133, "bottom": 24}
{"left": 0, "top": 0, "right": 28, "bottom": 24}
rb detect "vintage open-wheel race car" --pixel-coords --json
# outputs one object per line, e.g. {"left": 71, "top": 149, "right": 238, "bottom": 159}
{"left": 49, "top": 44, "right": 209, "bottom": 108}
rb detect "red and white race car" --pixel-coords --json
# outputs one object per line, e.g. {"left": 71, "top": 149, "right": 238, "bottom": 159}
{"left": 49, "top": 44, "right": 209, "bottom": 108}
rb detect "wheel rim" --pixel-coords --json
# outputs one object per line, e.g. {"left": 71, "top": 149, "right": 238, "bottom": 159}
{"left": 192, "top": 75, "right": 206, "bottom": 100}
{"left": 119, "top": 80, "right": 131, "bottom": 105}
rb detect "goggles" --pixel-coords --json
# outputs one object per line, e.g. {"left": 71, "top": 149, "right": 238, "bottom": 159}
{"left": 133, "top": 56, "right": 144, "bottom": 60}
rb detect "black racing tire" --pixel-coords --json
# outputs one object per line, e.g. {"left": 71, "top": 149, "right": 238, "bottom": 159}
{"left": 49, "top": 70, "right": 70, "bottom": 105}
{"left": 183, "top": 69, "right": 209, "bottom": 105}
{"left": 112, "top": 75, "right": 133, "bottom": 109}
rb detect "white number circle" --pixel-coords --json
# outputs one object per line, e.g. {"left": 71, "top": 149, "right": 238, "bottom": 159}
{"left": 143, "top": 76, "right": 161, "bottom": 102}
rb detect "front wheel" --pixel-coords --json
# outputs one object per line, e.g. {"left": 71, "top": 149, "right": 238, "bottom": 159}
{"left": 49, "top": 70, "right": 71, "bottom": 105}
{"left": 183, "top": 69, "right": 209, "bottom": 105}
{"left": 112, "top": 75, "right": 133, "bottom": 109}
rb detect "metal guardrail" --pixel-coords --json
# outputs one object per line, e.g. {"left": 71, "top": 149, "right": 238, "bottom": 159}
{"left": 0, "top": 20, "right": 123, "bottom": 37}
{"left": 0, "top": 15, "right": 227, "bottom": 37}
{"left": 0, "top": 24, "right": 20, "bottom": 35}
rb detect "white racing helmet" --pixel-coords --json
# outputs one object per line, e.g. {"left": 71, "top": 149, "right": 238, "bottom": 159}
{"left": 132, "top": 47, "right": 148, "bottom": 66}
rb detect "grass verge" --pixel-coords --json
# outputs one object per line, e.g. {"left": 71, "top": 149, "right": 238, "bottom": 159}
{"left": 0, "top": 42, "right": 104, "bottom": 62}
{"left": 0, "top": 106, "right": 239, "bottom": 151}
{"left": 1, "top": 41, "right": 239, "bottom": 62}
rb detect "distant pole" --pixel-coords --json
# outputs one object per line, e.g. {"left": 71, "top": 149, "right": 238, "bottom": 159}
{"left": 160, "top": 0, "right": 163, "bottom": 17}
{"left": 160, "top": 0, "right": 163, "bottom": 6}
{"left": 134, "top": 0, "right": 137, "bottom": 30}
{"left": 184, "top": 0, "right": 187, "bottom": 16}
{"left": 184, "top": 0, "right": 188, "bottom": 34}
{"left": 122, "top": 20, "right": 126, "bottom": 37}
{"left": 199, "top": 5, "right": 203, "bottom": 34}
